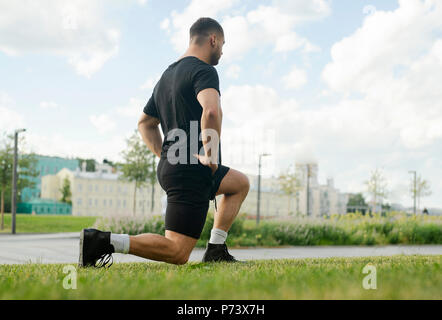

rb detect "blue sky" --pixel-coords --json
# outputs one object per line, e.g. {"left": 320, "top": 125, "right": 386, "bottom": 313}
{"left": 1, "top": 0, "right": 441, "bottom": 209}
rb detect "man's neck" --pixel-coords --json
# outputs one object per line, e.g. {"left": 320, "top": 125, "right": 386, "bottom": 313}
{"left": 180, "top": 48, "right": 211, "bottom": 65}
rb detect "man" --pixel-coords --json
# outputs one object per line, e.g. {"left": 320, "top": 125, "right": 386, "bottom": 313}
{"left": 79, "top": 17, "right": 250, "bottom": 268}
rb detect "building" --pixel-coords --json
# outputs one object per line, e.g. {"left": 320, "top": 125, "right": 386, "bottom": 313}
{"left": 20, "top": 155, "right": 80, "bottom": 202}
{"left": 17, "top": 199, "right": 72, "bottom": 215}
{"left": 294, "top": 162, "right": 348, "bottom": 216}
{"left": 232, "top": 162, "right": 349, "bottom": 219}
{"left": 41, "top": 167, "right": 166, "bottom": 217}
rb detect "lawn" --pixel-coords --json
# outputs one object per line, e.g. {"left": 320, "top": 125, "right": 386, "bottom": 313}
{"left": 0, "top": 255, "right": 440, "bottom": 299}
{"left": 0, "top": 214, "right": 96, "bottom": 233}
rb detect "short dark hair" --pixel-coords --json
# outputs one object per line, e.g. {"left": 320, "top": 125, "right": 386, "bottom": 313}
{"left": 190, "top": 17, "right": 224, "bottom": 45}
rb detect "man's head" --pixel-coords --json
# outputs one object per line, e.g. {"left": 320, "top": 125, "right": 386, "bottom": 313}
{"left": 189, "top": 17, "right": 224, "bottom": 66}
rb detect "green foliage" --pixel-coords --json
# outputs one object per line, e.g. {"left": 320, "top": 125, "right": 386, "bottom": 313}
{"left": 94, "top": 214, "right": 165, "bottom": 235}
{"left": 76, "top": 158, "right": 96, "bottom": 172}
{"left": 59, "top": 177, "right": 72, "bottom": 205}
{"left": 347, "top": 193, "right": 367, "bottom": 207}
{"left": 0, "top": 132, "right": 39, "bottom": 229}
{"left": 93, "top": 211, "right": 442, "bottom": 247}
{"left": 117, "top": 129, "right": 157, "bottom": 214}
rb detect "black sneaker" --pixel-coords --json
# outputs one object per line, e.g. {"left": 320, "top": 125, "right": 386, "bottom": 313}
{"left": 79, "top": 228, "right": 115, "bottom": 268}
{"left": 202, "top": 242, "right": 242, "bottom": 263}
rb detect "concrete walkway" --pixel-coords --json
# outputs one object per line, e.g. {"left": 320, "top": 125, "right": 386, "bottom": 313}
{"left": 0, "top": 233, "right": 441, "bottom": 265}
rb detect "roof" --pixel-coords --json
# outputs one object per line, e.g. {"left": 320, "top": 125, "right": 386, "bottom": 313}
{"left": 72, "top": 168, "right": 123, "bottom": 180}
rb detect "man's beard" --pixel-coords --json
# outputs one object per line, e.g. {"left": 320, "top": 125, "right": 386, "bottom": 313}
{"left": 210, "top": 51, "right": 220, "bottom": 65}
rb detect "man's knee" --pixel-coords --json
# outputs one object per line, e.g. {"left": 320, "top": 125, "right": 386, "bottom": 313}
{"left": 238, "top": 172, "right": 250, "bottom": 196}
{"left": 171, "top": 251, "right": 190, "bottom": 265}
{"left": 169, "top": 241, "right": 191, "bottom": 265}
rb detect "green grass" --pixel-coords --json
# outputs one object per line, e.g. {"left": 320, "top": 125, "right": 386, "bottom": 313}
{"left": 0, "top": 214, "right": 96, "bottom": 233}
{"left": 0, "top": 255, "right": 440, "bottom": 299}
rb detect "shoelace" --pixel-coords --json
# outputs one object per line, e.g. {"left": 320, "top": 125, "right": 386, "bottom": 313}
{"left": 95, "top": 253, "right": 113, "bottom": 268}
{"left": 223, "top": 245, "right": 237, "bottom": 261}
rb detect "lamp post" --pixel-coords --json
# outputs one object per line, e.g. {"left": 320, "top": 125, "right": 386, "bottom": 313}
{"left": 11, "top": 128, "right": 26, "bottom": 234}
{"left": 408, "top": 170, "right": 416, "bottom": 215}
{"left": 257, "top": 153, "right": 271, "bottom": 225}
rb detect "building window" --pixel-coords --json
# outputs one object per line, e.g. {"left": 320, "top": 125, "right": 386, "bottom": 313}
{"left": 109, "top": 199, "right": 112, "bottom": 207}
{"left": 109, "top": 186, "right": 113, "bottom": 193}
{"left": 117, "top": 199, "right": 121, "bottom": 208}
{"left": 88, "top": 185, "right": 93, "bottom": 192}
{"left": 123, "top": 200, "right": 126, "bottom": 208}
{"left": 95, "top": 185, "right": 99, "bottom": 192}
{"left": 88, "top": 199, "right": 92, "bottom": 206}
{"left": 94, "top": 199, "right": 98, "bottom": 206}
{"left": 77, "top": 184, "right": 82, "bottom": 192}
{"left": 77, "top": 198, "right": 82, "bottom": 206}
{"left": 103, "top": 199, "right": 107, "bottom": 207}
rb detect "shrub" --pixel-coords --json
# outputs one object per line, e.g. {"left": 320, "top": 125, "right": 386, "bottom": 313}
{"left": 93, "top": 211, "right": 442, "bottom": 247}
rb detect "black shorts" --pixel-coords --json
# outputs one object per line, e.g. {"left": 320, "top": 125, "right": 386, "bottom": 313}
{"left": 157, "top": 157, "right": 230, "bottom": 239}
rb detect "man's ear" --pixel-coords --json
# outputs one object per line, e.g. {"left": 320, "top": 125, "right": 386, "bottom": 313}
{"left": 210, "top": 34, "right": 216, "bottom": 47}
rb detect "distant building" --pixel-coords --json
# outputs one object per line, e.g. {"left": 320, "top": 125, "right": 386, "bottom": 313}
{"left": 294, "top": 162, "right": 348, "bottom": 216}
{"left": 234, "top": 162, "right": 349, "bottom": 218}
{"left": 41, "top": 166, "right": 165, "bottom": 217}
{"left": 17, "top": 199, "right": 72, "bottom": 215}
{"left": 20, "top": 155, "right": 79, "bottom": 202}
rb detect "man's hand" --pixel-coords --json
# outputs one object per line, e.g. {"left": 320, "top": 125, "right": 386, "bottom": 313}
{"left": 193, "top": 153, "right": 218, "bottom": 176}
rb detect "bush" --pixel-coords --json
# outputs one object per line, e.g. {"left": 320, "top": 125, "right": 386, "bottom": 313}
{"left": 93, "top": 211, "right": 442, "bottom": 247}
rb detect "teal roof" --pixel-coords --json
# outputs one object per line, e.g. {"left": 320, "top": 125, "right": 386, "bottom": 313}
{"left": 21, "top": 198, "right": 68, "bottom": 205}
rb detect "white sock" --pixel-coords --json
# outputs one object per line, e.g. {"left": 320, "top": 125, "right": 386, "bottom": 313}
{"left": 209, "top": 228, "right": 228, "bottom": 244}
{"left": 110, "top": 234, "right": 130, "bottom": 254}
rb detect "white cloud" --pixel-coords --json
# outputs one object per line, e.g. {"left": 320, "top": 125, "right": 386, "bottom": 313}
{"left": 225, "top": 64, "right": 241, "bottom": 79}
{"left": 0, "top": 92, "right": 26, "bottom": 132}
{"left": 89, "top": 114, "right": 117, "bottom": 135}
{"left": 161, "top": 0, "right": 238, "bottom": 54}
{"left": 0, "top": 0, "right": 120, "bottom": 77}
{"left": 322, "top": 0, "right": 442, "bottom": 150}
{"left": 283, "top": 65, "right": 307, "bottom": 89}
{"left": 25, "top": 132, "right": 128, "bottom": 163}
{"left": 115, "top": 98, "right": 146, "bottom": 118}
{"left": 140, "top": 75, "right": 161, "bottom": 91}
{"left": 161, "top": 0, "right": 329, "bottom": 61}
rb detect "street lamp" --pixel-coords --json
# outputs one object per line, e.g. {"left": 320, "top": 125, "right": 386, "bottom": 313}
{"left": 11, "top": 128, "right": 26, "bottom": 234}
{"left": 257, "top": 153, "right": 271, "bottom": 225}
{"left": 408, "top": 170, "right": 417, "bottom": 215}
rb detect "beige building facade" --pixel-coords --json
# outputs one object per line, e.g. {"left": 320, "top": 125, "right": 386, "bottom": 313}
{"left": 41, "top": 168, "right": 166, "bottom": 217}
{"left": 41, "top": 161, "right": 348, "bottom": 219}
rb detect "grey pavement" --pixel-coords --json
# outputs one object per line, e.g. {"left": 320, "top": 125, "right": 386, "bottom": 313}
{"left": 0, "top": 232, "right": 441, "bottom": 265}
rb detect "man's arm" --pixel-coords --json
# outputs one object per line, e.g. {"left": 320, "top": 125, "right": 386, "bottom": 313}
{"left": 138, "top": 113, "right": 162, "bottom": 158}
{"left": 197, "top": 88, "right": 223, "bottom": 173}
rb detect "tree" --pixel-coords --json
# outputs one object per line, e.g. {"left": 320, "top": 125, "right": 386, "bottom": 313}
{"left": 347, "top": 193, "right": 368, "bottom": 207}
{"left": 278, "top": 166, "right": 302, "bottom": 215}
{"left": 59, "top": 177, "right": 72, "bottom": 205}
{"left": 347, "top": 193, "right": 368, "bottom": 214}
{"left": 76, "top": 158, "right": 96, "bottom": 172}
{"left": 0, "top": 132, "right": 39, "bottom": 229}
{"left": 364, "top": 168, "right": 388, "bottom": 214}
{"left": 410, "top": 175, "right": 432, "bottom": 212}
{"left": 118, "top": 130, "right": 157, "bottom": 215}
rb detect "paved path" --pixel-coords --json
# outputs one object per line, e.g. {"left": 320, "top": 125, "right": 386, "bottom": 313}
{"left": 0, "top": 233, "right": 441, "bottom": 265}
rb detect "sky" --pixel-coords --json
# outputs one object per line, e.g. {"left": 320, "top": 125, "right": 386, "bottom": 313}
{"left": 0, "top": 0, "right": 441, "bottom": 208}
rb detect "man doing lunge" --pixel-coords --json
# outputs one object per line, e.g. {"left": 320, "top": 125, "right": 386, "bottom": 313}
{"left": 79, "top": 17, "right": 250, "bottom": 268}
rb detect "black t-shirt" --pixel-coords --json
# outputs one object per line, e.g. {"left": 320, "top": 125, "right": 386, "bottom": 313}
{"left": 143, "top": 56, "right": 221, "bottom": 164}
